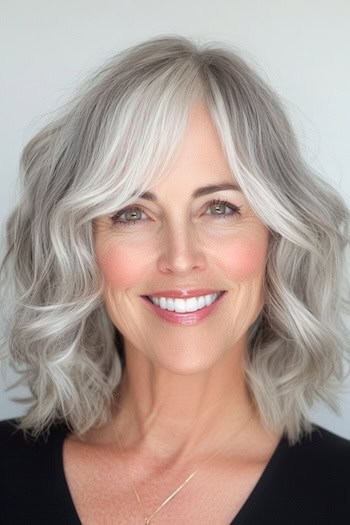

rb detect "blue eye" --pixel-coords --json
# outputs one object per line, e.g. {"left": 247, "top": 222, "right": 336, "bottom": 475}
{"left": 110, "top": 199, "right": 242, "bottom": 227}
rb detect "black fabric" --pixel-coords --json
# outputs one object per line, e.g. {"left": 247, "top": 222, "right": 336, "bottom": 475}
{"left": 0, "top": 417, "right": 349, "bottom": 524}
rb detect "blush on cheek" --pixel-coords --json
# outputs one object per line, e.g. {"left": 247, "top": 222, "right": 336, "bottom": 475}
{"left": 225, "top": 238, "right": 268, "bottom": 280}
{"left": 96, "top": 245, "right": 144, "bottom": 288}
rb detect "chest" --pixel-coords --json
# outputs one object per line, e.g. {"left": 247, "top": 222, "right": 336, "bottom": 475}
{"left": 62, "top": 440, "right": 267, "bottom": 525}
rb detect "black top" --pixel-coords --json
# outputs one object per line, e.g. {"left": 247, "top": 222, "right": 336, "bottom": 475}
{"left": 0, "top": 418, "right": 349, "bottom": 524}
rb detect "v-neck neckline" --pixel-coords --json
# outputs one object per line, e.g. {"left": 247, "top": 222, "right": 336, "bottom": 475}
{"left": 53, "top": 426, "right": 289, "bottom": 525}
{"left": 228, "top": 433, "right": 289, "bottom": 523}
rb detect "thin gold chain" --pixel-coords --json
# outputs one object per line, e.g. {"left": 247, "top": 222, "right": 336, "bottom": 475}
{"left": 114, "top": 412, "right": 254, "bottom": 524}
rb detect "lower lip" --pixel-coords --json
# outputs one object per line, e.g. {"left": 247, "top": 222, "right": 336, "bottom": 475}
{"left": 141, "top": 292, "right": 226, "bottom": 326}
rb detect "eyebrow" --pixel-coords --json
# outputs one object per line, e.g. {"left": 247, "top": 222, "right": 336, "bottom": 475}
{"left": 133, "top": 183, "right": 242, "bottom": 201}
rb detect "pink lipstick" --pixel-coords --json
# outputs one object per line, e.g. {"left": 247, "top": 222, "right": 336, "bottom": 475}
{"left": 141, "top": 291, "right": 226, "bottom": 326}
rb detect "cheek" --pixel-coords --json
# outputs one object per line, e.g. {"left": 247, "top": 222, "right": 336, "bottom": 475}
{"left": 220, "top": 236, "right": 268, "bottom": 280}
{"left": 96, "top": 243, "right": 147, "bottom": 288}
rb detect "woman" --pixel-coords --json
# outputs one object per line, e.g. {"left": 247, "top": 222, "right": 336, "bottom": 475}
{"left": 0, "top": 35, "right": 349, "bottom": 524}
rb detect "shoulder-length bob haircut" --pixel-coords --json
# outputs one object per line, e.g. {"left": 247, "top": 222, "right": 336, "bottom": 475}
{"left": 1, "top": 35, "right": 349, "bottom": 443}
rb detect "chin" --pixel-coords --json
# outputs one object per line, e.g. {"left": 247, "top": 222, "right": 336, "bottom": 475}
{"left": 149, "top": 347, "right": 226, "bottom": 376}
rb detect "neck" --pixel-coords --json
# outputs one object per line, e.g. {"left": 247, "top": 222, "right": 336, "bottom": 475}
{"left": 106, "top": 339, "right": 259, "bottom": 464}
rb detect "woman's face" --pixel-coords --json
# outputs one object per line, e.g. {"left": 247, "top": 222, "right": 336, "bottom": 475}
{"left": 94, "top": 104, "right": 270, "bottom": 374}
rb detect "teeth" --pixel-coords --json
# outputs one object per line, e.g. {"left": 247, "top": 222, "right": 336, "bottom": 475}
{"left": 148, "top": 292, "right": 221, "bottom": 313}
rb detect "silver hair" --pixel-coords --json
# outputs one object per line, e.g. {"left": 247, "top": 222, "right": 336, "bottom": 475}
{"left": 1, "top": 35, "right": 349, "bottom": 443}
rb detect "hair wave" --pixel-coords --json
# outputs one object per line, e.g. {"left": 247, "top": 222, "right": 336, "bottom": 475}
{"left": 1, "top": 34, "right": 349, "bottom": 442}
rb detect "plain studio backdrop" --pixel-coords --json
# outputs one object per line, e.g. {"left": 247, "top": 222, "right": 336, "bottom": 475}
{"left": 1, "top": 0, "right": 349, "bottom": 438}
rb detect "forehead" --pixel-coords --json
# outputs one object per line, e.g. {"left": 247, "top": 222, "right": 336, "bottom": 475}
{"left": 138, "top": 104, "right": 237, "bottom": 199}
{"left": 174, "top": 103, "right": 230, "bottom": 173}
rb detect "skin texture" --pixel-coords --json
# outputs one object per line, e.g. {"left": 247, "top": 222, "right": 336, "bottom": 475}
{"left": 92, "top": 104, "right": 272, "bottom": 458}
{"left": 63, "top": 104, "right": 280, "bottom": 524}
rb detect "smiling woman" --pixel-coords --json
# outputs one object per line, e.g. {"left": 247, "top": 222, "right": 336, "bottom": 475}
{"left": 0, "top": 35, "right": 350, "bottom": 525}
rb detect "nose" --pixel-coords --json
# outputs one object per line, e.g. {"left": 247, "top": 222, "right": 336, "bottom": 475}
{"left": 157, "top": 223, "right": 206, "bottom": 275}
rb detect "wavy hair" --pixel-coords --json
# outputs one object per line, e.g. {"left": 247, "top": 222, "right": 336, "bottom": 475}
{"left": 1, "top": 35, "right": 349, "bottom": 442}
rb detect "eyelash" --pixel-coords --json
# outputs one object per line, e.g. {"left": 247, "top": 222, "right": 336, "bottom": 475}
{"left": 110, "top": 199, "right": 242, "bottom": 227}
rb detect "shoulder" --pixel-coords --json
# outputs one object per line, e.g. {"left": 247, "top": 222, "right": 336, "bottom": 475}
{"left": 274, "top": 424, "right": 350, "bottom": 492}
{"left": 0, "top": 417, "right": 44, "bottom": 465}
{"left": 0, "top": 416, "right": 68, "bottom": 481}
{"left": 0, "top": 417, "right": 73, "bottom": 523}
{"left": 239, "top": 425, "right": 350, "bottom": 525}
{"left": 304, "top": 424, "right": 350, "bottom": 451}
{"left": 0, "top": 416, "right": 68, "bottom": 453}
{"left": 268, "top": 424, "right": 350, "bottom": 522}
{"left": 288, "top": 424, "right": 350, "bottom": 481}
{"left": 0, "top": 418, "right": 19, "bottom": 443}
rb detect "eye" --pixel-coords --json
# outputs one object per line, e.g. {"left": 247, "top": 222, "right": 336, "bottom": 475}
{"left": 205, "top": 199, "right": 242, "bottom": 218}
{"left": 110, "top": 206, "right": 146, "bottom": 226}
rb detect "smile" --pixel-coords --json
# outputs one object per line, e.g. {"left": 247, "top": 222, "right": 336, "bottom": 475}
{"left": 147, "top": 292, "right": 223, "bottom": 313}
{"left": 142, "top": 291, "right": 226, "bottom": 326}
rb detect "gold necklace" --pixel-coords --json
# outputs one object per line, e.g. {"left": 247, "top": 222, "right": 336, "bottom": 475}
{"left": 114, "top": 413, "right": 253, "bottom": 524}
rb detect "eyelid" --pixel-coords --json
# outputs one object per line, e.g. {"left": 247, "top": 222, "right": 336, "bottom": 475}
{"left": 110, "top": 204, "right": 146, "bottom": 223}
{"left": 206, "top": 199, "right": 241, "bottom": 213}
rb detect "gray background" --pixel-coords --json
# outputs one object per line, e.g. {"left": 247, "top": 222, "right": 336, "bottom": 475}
{"left": 1, "top": 0, "right": 349, "bottom": 438}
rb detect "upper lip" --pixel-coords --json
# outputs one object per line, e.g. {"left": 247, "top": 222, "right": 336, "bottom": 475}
{"left": 143, "top": 289, "right": 224, "bottom": 299}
